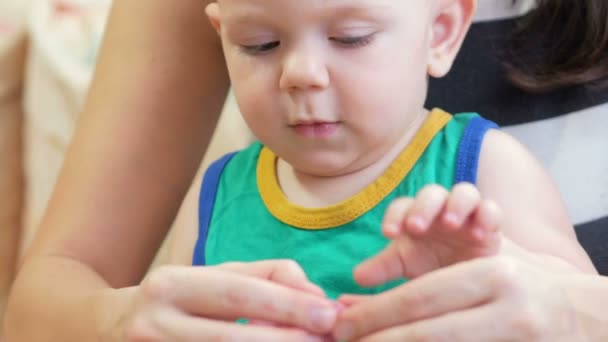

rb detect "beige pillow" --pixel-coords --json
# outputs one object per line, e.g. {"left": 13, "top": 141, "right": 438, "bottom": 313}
{"left": 20, "top": 0, "right": 110, "bottom": 260}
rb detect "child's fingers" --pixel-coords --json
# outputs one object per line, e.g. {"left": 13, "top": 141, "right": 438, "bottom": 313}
{"left": 470, "top": 199, "right": 502, "bottom": 242}
{"left": 382, "top": 197, "right": 415, "bottom": 238}
{"left": 442, "top": 182, "right": 482, "bottom": 230}
{"left": 405, "top": 185, "right": 449, "bottom": 235}
{"left": 476, "top": 200, "right": 502, "bottom": 230}
{"left": 354, "top": 243, "right": 405, "bottom": 287}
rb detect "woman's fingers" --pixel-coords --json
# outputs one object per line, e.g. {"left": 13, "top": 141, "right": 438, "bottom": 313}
{"left": 351, "top": 279, "right": 576, "bottom": 342}
{"left": 339, "top": 257, "right": 580, "bottom": 342}
{"left": 218, "top": 260, "right": 326, "bottom": 297}
{"left": 335, "top": 257, "right": 506, "bottom": 341}
{"left": 140, "top": 264, "right": 337, "bottom": 334}
{"left": 352, "top": 305, "right": 510, "bottom": 342}
{"left": 128, "top": 306, "right": 327, "bottom": 342}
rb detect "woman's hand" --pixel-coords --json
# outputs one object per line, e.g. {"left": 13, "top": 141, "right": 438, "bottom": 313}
{"left": 126, "top": 260, "right": 338, "bottom": 341}
{"left": 333, "top": 256, "right": 585, "bottom": 341}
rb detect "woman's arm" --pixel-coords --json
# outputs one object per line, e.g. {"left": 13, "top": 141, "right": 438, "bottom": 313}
{"left": 0, "top": 94, "right": 23, "bottom": 337}
{"left": 5, "top": 0, "right": 229, "bottom": 339}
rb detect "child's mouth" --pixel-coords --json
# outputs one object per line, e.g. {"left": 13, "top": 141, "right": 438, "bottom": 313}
{"left": 291, "top": 121, "right": 340, "bottom": 138}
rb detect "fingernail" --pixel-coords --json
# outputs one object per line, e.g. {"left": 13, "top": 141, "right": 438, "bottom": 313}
{"left": 408, "top": 216, "right": 427, "bottom": 232}
{"left": 384, "top": 223, "right": 400, "bottom": 236}
{"left": 310, "top": 306, "right": 337, "bottom": 330}
{"left": 334, "top": 322, "right": 354, "bottom": 340}
{"left": 444, "top": 212, "right": 460, "bottom": 226}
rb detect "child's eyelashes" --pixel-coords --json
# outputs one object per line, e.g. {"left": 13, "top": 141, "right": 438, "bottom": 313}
{"left": 240, "top": 41, "right": 280, "bottom": 55}
{"left": 329, "top": 34, "right": 375, "bottom": 48}
{"left": 238, "top": 34, "right": 376, "bottom": 55}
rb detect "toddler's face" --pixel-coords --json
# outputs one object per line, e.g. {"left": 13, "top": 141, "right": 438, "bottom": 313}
{"left": 212, "top": 0, "right": 436, "bottom": 177}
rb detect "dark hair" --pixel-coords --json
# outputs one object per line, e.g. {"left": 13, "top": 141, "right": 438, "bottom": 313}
{"left": 506, "top": 0, "right": 608, "bottom": 92}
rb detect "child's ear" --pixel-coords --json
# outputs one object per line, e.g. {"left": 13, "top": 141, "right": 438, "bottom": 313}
{"left": 427, "top": 0, "right": 476, "bottom": 78}
{"left": 205, "top": 2, "right": 222, "bottom": 35}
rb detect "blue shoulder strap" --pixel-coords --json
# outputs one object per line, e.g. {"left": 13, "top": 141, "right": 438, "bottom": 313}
{"left": 192, "top": 152, "right": 237, "bottom": 266}
{"left": 454, "top": 116, "right": 498, "bottom": 185}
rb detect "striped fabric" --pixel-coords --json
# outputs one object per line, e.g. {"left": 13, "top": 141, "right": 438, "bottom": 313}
{"left": 426, "top": 0, "right": 608, "bottom": 274}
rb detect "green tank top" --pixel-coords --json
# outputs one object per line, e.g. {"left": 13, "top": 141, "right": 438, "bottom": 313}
{"left": 195, "top": 109, "right": 494, "bottom": 299}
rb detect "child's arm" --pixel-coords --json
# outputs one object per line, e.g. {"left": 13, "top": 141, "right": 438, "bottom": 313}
{"left": 5, "top": 0, "right": 225, "bottom": 338}
{"left": 477, "top": 130, "right": 596, "bottom": 273}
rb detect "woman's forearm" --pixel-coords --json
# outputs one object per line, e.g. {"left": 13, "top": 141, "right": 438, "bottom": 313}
{"left": 6, "top": 0, "right": 228, "bottom": 339}
{"left": 45, "top": 0, "right": 229, "bottom": 287}
{"left": 5, "top": 256, "right": 136, "bottom": 341}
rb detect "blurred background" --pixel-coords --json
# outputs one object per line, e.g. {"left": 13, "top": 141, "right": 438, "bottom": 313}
{"left": 0, "top": 0, "right": 252, "bottom": 336}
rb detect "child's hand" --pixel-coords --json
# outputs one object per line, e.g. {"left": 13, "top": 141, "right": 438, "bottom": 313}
{"left": 355, "top": 183, "right": 502, "bottom": 286}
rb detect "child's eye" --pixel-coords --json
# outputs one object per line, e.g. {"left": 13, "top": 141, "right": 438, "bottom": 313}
{"left": 330, "top": 34, "right": 375, "bottom": 48}
{"left": 240, "top": 41, "right": 280, "bottom": 55}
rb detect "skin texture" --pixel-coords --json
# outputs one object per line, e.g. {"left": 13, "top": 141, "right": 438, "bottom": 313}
{"left": 213, "top": 0, "right": 431, "bottom": 180}
{"left": 207, "top": 0, "right": 458, "bottom": 208}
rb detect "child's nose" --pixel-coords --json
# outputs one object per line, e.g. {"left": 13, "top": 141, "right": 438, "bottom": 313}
{"left": 279, "top": 49, "right": 330, "bottom": 92}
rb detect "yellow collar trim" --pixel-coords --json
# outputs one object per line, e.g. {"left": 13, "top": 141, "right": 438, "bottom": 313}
{"left": 257, "top": 108, "right": 452, "bottom": 230}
